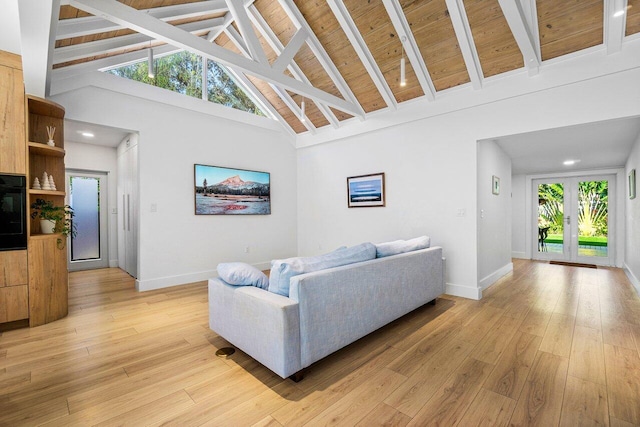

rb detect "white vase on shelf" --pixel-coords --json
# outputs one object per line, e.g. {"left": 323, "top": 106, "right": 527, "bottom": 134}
{"left": 47, "top": 140, "right": 55, "bottom": 147}
{"left": 40, "top": 219, "right": 56, "bottom": 234}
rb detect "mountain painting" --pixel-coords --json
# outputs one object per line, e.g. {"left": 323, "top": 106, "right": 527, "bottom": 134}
{"left": 194, "top": 164, "right": 271, "bottom": 215}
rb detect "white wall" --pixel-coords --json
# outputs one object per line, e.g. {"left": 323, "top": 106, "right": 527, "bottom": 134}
{"left": 477, "top": 140, "right": 512, "bottom": 292}
{"left": 297, "top": 66, "right": 640, "bottom": 299}
{"left": 626, "top": 134, "right": 640, "bottom": 294}
{"left": 0, "top": 0, "right": 21, "bottom": 55}
{"left": 65, "top": 141, "right": 119, "bottom": 267}
{"left": 511, "top": 174, "right": 527, "bottom": 258}
{"left": 52, "top": 85, "right": 297, "bottom": 290}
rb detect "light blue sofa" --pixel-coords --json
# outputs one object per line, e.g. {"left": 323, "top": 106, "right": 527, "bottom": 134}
{"left": 208, "top": 246, "right": 445, "bottom": 379}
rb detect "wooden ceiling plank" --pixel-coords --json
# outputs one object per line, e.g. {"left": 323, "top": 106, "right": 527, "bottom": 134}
{"left": 444, "top": 0, "right": 483, "bottom": 89}
{"left": 497, "top": 0, "right": 541, "bottom": 75}
{"left": 271, "top": 85, "right": 317, "bottom": 134}
{"left": 54, "top": 18, "right": 225, "bottom": 64}
{"left": 69, "top": 0, "right": 361, "bottom": 116}
{"left": 248, "top": 4, "right": 340, "bottom": 128}
{"left": 327, "top": 0, "right": 395, "bottom": 110}
{"left": 272, "top": 28, "right": 308, "bottom": 74}
{"left": 224, "top": 0, "right": 268, "bottom": 64}
{"left": 57, "top": 0, "right": 228, "bottom": 40}
{"left": 278, "top": 0, "right": 366, "bottom": 119}
{"left": 382, "top": 0, "right": 436, "bottom": 101}
{"left": 605, "top": 0, "right": 628, "bottom": 53}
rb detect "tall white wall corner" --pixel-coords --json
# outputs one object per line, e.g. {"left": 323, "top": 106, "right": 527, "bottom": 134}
{"left": 624, "top": 263, "right": 640, "bottom": 296}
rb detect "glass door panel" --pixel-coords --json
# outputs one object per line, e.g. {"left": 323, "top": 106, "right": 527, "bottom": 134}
{"left": 576, "top": 179, "right": 610, "bottom": 263}
{"left": 536, "top": 181, "right": 568, "bottom": 259}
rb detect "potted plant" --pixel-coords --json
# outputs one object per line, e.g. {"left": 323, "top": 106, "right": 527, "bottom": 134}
{"left": 30, "top": 198, "right": 76, "bottom": 241}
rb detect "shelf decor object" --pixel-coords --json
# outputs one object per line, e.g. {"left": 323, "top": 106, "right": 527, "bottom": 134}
{"left": 32, "top": 177, "right": 41, "bottom": 190}
{"left": 46, "top": 125, "right": 55, "bottom": 146}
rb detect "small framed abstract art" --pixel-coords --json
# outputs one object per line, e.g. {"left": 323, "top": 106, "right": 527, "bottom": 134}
{"left": 630, "top": 169, "right": 636, "bottom": 200}
{"left": 347, "top": 172, "right": 385, "bottom": 208}
{"left": 492, "top": 175, "right": 500, "bottom": 195}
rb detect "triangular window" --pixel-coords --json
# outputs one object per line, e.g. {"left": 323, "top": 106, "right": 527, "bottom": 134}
{"left": 105, "top": 51, "right": 265, "bottom": 117}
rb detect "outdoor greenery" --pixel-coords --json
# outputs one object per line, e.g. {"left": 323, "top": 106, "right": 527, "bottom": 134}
{"left": 106, "top": 51, "right": 265, "bottom": 116}
{"left": 538, "top": 180, "right": 608, "bottom": 242}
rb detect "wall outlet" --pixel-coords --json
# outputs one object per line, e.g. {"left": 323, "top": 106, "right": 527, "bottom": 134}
{"left": 150, "top": 203, "right": 157, "bottom": 213}
{"left": 244, "top": 246, "right": 250, "bottom": 253}
{"left": 456, "top": 208, "right": 466, "bottom": 217}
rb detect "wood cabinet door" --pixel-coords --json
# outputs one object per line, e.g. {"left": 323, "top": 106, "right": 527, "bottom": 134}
{"left": 28, "top": 237, "right": 68, "bottom": 327}
{"left": 0, "top": 63, "right": 26, "bottom": 175}
{"left": 0, "top": 285, "right": 29, "bottom": 322}
{"left": 0, "top": 250, "right": 28, "bottom": 287}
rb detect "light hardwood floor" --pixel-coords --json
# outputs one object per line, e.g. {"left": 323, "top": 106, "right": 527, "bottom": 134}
{"left": 1, "top": 260, "right": 640, "bottom": 426}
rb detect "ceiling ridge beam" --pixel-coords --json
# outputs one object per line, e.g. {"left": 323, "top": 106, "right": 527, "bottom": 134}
{"left": 68, "top": 0, "right": 362, "bottom": 117}
{"left": 272, "top": 29, "right": 307, "bottom": 74}
{"left": 498, "top": 0, "right": 540, "bottom": 75}
{"left": 605, "top": 0, "right": 628, "bottom": 54}
{"left": 224, "top": 0, "right": 268, "bottom": 65}
{"left": 56, "top": 0, "right": 228, "bottom": 40}
{"left": 382, "top": 0, "right": 436, "bottom": 101}
{"left": 54, "top": 18, "right": 224, "bottom": 64}
{"left": 444, "top": 0, "right": 483, "bottom": 90}
{"left": 278, "top": 0, "right": 366, "bottom": 119}
{"left": 327, "top": 0, "right": 397, "bottom": 110}
{"left": 247, "top": 4, "right": 340, "bottom": 128}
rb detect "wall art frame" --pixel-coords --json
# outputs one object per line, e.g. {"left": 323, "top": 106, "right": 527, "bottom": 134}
{"left": 347, "top": 172, "right": 385, "bottom": 208}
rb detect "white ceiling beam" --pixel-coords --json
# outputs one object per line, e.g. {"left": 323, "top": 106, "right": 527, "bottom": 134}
{"left": 382, "top": 0, "right": 436, "bottom": 101}
{"left": 327, "top": 0, "right": 397, "bottom": 109}
{"left": 206, "top": 12, "right": 234, "bottom": 42}
{"left": 444, "top": 0, "right": 483, "bottom": 89}
{"left": 54, "top": 18, "right": 224, "bottom": 64}
{"left": 18, "top": 0, "right": 60, "bottom": 97}
{"left": 272, "top": 29, "right": 307, "bottom": 74}
{"left": 271, "top": 85, "right": 316, "bottom": 134}
{"left": 498, "top": 0, "right": 540, "bottom": 75}
{"left": 247, "top": 4, "right": 340, "bottom": 128}
{"left": 224, "top": 68, "right": 297, "bottom": 137}
{"left": 69, "top": 0, "right": 362, "bottom": 117}
{"left": 224, "top": 0, "right": 268, "bottom": 65}
{"left": 51, "top": 43, "right": 183, "bottom": 80}
{"left": 224, "top": 25, "right": 251, "bottom": 58}
{"left": 57, "top": 0, "right": 228, "bottom": 40}
{"left": 605, "top": 0, "right": 628, "bottom": 54}
{"left": 278, "top": 0, "right": 366, "bottom": 119}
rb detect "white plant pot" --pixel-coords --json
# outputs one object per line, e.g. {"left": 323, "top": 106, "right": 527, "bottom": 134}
{"left": 40, "top": 219, "right": 56, "bottom": 234}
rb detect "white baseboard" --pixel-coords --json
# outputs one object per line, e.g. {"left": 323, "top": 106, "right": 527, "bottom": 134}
{"left": 109, "top": 259, "right": 119, "bottom": 268}
{"left": 511, "top": 251, "right": 527, "bottom": 259}
{"left": 446, "top": 283, "right": 482, "bottom": 300}
{"left": 624, "top": 263, "right": 640, "bottom": 296}
{"left": 135, "top": 261, "right": 272, "bottom": 292}
{"left": 479, "top": 262, "right": 514, "bottom": 292}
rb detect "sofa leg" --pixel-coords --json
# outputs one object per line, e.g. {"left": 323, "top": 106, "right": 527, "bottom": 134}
{"left": 429, "top": 298, "right": 437, "bottom": 306}
{"left": 289, "top": 370, "right": 304, "bottom": 382}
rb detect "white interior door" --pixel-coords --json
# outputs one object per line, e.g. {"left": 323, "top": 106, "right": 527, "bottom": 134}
{"left": 66, "top": 170, "right": 109, "bottom": 271}
{"left": 533, "top": 175, "right": 614, "bottom": 266}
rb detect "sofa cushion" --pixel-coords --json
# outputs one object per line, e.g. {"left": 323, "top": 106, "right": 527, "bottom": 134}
{"left": 375, "top": 235, "right": 431, "bottom": 258}
{"left": 217, "top": 262, "right": 269, "bottom": 289}
{"left": 268, "top": 242, "right": 376, "bottom": 297}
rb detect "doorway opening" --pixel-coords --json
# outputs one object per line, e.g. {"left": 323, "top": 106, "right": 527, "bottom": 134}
{"left": 533, "top": 175, "right": 614, "bottom": 266}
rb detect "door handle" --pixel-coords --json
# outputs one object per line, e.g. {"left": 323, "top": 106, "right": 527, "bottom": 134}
{"left": 565, "top": 216, "right": 571, "bottom": 225}
{"left": 123, "top": 195, "right": 125, "bottom": 231}
{"left": 127, "top": 194, "right": 131, "bottom": 232}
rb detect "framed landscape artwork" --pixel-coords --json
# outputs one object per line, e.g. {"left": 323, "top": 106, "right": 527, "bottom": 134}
{"left": 194, "top": 164, "right": 270, "bottom": 215}
{"left": 347, "top": 172, "right": 385, "bottom": 208}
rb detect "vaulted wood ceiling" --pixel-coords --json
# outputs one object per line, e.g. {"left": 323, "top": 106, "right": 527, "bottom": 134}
{"left": 51, "top": 0, "right": 639, "bottom": 135}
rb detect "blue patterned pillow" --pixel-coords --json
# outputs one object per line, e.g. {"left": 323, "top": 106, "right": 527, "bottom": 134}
{"left": 217, "top": 262, "right": 269, "bottom": 289}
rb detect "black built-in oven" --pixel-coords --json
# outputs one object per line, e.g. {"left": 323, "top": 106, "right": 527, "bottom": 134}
{"left": 0, "top": 174, "right": 27, "bottom": 251}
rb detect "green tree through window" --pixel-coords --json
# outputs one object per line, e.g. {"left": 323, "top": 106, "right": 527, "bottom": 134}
{"left": 106, "top": 51, "right": 265, "bottom": 117}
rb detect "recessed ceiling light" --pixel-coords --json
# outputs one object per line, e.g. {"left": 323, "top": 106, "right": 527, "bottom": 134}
{"left": 614, "top": 9, "right": 625, "bottom": 17}
{"left": 563, "top": 160, "right": 579, "bottom": 166}
{"left": 81, "top": 132, "right": 95, "bottom": 138}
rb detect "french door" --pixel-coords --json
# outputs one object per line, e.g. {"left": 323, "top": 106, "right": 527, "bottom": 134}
{"left": 533, "top": 175, "right": 614, "bottom": 266}
{"left": 66, "top": 171, "right": 109, "bottom": 271}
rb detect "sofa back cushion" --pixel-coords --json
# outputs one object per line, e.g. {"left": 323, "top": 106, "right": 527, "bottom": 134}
{"left": 268, "top": 242, "right": 376, "bottom": 297}
{"left": 217, "top": 262, "right": 269, "bottom": 289}
{"left": 375, "top": 235, "right": 431, "bottom": 258}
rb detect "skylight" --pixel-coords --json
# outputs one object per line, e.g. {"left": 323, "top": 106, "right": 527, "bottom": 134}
{"left": 105, "top": 51, "right": 265, "bottom": 117}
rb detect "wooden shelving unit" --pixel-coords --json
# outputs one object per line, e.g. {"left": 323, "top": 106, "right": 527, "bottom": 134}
{"left": 26, "top": 95, "right": 69, "bottom": 327}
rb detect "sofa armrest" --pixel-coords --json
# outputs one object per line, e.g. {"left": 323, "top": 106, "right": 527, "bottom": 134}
{"left": 208, "top": 278, "right": 301, "bottom": 378}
